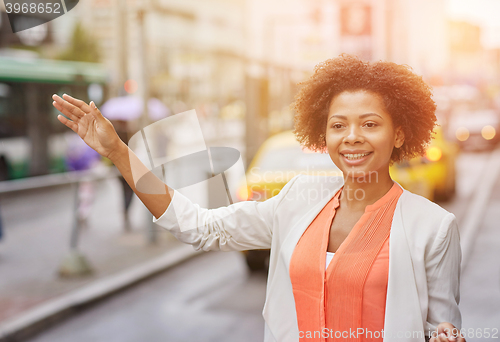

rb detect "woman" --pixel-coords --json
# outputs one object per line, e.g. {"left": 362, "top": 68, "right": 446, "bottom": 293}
{"left": 52, "top": 54, "right": 464, "bottom": 342}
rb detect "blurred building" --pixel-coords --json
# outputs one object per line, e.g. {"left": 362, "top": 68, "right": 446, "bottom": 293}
{"left": 244, "top": 0, "right": 449, "bottom": 77}
{"left": 68, "top": 0, "right": 246, "bottom": 108}
{"left": 448, "top": 21, "right": 483, "bottom": 79}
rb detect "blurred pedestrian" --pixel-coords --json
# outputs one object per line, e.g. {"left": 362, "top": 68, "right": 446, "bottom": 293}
{"left": 112, "top": 119, "right": 134, "bottom": 232}
{"left": 0, "top": 154, "right": 8, "bottom": 241}
{"left": 65, "top": 133, "right": 102, "bottom": 229}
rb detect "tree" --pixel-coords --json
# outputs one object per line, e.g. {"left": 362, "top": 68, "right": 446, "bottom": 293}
{"left": 58, "top": 21, "right": 100, "bottom": 63}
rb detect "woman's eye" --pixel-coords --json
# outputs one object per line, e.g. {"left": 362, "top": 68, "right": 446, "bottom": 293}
{"left": 365, "top": 122, "right": 377, "bottom": 128}
{"left": 332, "top": 124, "right": 343, "bottom": 129}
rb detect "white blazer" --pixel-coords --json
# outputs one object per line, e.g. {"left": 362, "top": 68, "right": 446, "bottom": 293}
{"left": 154, "top": 174, "right": 462, "bottom": 342}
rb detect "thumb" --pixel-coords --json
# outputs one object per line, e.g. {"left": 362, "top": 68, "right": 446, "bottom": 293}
{"left": 90, "top": 101, "right": 107, "bottom": 123}
{"left": 437, "top": 323, "right": 457, "bottom": 341}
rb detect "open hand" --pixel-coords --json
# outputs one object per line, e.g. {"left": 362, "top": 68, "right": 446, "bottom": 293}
{"left": 52, "top": 94, "right": 123, "bottom": 159}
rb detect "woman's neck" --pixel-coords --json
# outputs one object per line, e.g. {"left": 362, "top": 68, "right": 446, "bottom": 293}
{"left": 339, "top": 170, "right": 394, "bottom": 212}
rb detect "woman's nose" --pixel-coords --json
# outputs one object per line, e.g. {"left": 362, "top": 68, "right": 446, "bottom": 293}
{"left": 343, "top": 125, "right": 364, "bottom": 144}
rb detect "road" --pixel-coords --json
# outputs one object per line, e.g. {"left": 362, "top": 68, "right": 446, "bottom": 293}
{"left": 27, "top": 251, "right": 266, "bottom": 342}
{"left": 26, "top": 150, "right": 500, "bottom": 342}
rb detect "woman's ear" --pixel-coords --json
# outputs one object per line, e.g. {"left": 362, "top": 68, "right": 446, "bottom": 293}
{"left": 394, "top": 126, "right": 405, "bottom": 148}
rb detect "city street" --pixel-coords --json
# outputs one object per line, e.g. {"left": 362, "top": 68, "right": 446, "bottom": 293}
{"left": 28, "top": 251, "right": 267, "bottom": 342}
{"left": 18, "top": 149, "right": 500, "bottom": 342}
{"left": 0, "top": 1, "right": 499, "bottom": 341}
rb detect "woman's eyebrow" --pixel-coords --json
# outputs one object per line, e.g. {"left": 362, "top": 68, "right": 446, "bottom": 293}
{"left": 327, "top": 113, "right": 383, "bottom": 122}
{"left": 360, "top": 113, "right": 383, "bottom": 120}
{"left": 328, "top": 114, "right": 348, "bottom": 122}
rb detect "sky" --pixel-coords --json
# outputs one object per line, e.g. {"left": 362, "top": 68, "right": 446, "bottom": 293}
{"left": 446, "top": 0, "right": 500, "bottom": 49}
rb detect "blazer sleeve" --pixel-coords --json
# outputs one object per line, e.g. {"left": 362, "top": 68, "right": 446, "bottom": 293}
{"left": 153, "top": 174, "right": 302, "bottom": 252}
{"left": 424, "top": 212, "right": 462, "bottom": 333}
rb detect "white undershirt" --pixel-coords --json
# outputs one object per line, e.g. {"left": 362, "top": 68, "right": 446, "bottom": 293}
{"left": 326, "top": 252, "right": 335, "bottom": 270}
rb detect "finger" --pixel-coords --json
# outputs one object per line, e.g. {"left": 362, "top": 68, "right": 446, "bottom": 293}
{"left": 437, "top": 323, "right": 456, "bottom": 339}
{"left": 52, "top": 100, "right": 82, "bottom": 122}
{"left": 62, "top": 93, "right": 92, "bottom": 113}
{"left": 439, "top": 333, "right": 449, "bottom": 342}
{"left": 52, "top": 94, "right": 86, "bottom": 119}
{"left": 444, "top": 327, "right": 457, "bottom": 342}
{"left": 444, "top": 324, "right": 460, "bottom": 341}
{"left": 53, "top": 96, "right": 84, "bottom": 120}
{"left": 57, "top": 114, "right": 78, "bottom": 133}
{"left": 89, "top": 101, "right": 107, "bottom": 124}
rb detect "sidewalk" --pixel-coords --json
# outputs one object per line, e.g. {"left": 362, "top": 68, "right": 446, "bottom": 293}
{"left": 0, "top": 176, "right": 198, "bottom": 340}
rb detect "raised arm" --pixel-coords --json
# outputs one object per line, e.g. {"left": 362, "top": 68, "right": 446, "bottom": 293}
{"left": 52, "top": 94, "right": 174, "bottom": 219}
{"left": 153, "top": 174, "right": 301, "bottom": 251}
{"left": 53, "top": 94, "right": 303, "bottom": 252}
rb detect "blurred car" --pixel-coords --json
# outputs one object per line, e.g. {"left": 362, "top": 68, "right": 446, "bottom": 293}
{"left": 238, "top": 130, "right": 341, "bottom": 270}
{"left": 238, "top": 130, "right": 342, "bottom": 203}
{"left": 447, "top": 109, "right": 500, "bottom": 151}
{"left": 389, "top": 126, "right": 459, "bottom": 202}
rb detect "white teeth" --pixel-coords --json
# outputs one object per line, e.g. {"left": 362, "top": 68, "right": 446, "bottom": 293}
{"left": 342, "top": 153, "right": 370, "bottom": 160}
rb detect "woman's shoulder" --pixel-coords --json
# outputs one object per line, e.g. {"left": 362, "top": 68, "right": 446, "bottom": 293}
{"left": 395, "top": 186, "right": 459, "bottom": 255}
{"left": 398, "top": 186, "right": 454, "bottom": 219}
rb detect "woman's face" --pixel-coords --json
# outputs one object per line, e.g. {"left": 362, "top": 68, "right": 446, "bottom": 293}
{"left": 325, "top": 90, "right": 404, "bottom": 179}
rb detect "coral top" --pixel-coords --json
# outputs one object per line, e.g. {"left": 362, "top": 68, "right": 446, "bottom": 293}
{"left": 289, "top": 181, "right": 403, "bottom": 341}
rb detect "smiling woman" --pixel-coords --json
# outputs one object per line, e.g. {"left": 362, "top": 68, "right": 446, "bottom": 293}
{"left": 287, "top": 54, "right": 464, "bottom": 342}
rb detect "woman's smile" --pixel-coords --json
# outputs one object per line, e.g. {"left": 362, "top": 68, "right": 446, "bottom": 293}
{"left": 340, "top": 151, "right": 373, "bottom": 165}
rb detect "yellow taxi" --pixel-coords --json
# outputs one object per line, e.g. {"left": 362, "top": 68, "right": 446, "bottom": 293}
{"left": 238, "top": 128, "right": 457, "bottom": 270}
{"left": 238, "top": 130, "right": 342, "bottom": 203}
{"left": 389, "top": 126, "right": 458, "bottom": 202}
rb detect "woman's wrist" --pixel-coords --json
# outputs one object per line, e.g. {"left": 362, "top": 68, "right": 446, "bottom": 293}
{"left": 107, "top": 141, "right": 129, "bottom": 165}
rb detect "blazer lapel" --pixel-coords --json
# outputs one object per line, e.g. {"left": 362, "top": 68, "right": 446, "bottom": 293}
{"left": 383, "top": 188, "right": 425, "bottom": 342}
{"left": 263, "top": 177, "right": 343, "bottom": 342}
{"left": 280, "top": 177, "right": 343, "bottom": 271}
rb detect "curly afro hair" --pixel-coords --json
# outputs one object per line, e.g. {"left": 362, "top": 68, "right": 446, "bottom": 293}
{"left": 291, "top": 54, "right": 438, "bottom": 165}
